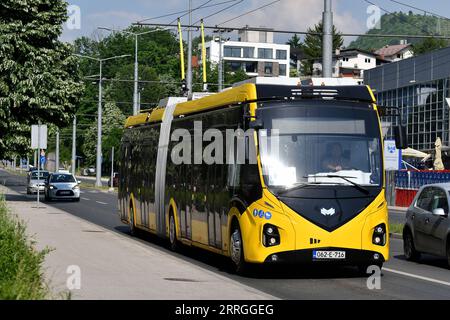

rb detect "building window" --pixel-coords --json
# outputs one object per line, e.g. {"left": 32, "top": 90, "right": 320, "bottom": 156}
{"left": 258, "top": 48, "right": 273, "bottom": 59}
{"left": 224, "top": 46, "right": 241, "bottom": 58}
{"left": 206, "top": 47, "right": 210, "bottom": 59}
{"left": 243, "top": 47, "right": 254, "bottom": 58}
{"left": 264, "top": 62, "right": 273, "bottom": 75}
{"left": 276, "top": 49, "right": 287, "bottom": 60}
{"left": 244, "top": 61, "right": 257, "bottom": 73}
{"left": 279, "top": 64, "right": 287, "bottom": 76}
{"left": 226, "top": 61, "right": 242, "bottom": 72}
{"left": 365, "top": 58, "right": 371, "bottom": 63}
{"left": 342, "top": 57, "right": 349, "bottom": 62}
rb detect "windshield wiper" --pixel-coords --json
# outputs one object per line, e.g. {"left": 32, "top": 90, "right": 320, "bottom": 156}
{"left": 276, "top": 181, "right": 341, "bottom": 196}
{"left": 307, "top": 175, "right": 370, "bottom": 195}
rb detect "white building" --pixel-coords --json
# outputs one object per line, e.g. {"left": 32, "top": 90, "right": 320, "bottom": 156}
{"left": 374, "top": 41, "right": 413, "bottom": 62}
{"left": 313, "top": 48, "right": 382, "bottom": 82}
{"left": 202, "top": 28, "right": 290, "bottom": 78}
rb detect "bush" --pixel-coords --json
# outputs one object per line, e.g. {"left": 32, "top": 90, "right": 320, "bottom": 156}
{"left": 0, "top": 195, "right": 49, "bottom": 299}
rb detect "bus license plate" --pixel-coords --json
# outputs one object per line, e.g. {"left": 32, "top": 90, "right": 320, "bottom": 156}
{"left": 313, "top": 250, "right": 346, "bottom": 260}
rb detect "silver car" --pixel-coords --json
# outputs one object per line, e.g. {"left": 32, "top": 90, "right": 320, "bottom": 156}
{"left": 27, "top": 170, "right": 49, "bottom": 194}
{"left": 44, "top": 173, "right": 81, "bottom": 202}
{"left": 403, "top": 183, "right": 450, "bottom": 267}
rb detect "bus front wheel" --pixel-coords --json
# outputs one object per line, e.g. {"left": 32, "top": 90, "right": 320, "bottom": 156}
{"left": 230, "top": 223, "right": 247, "bottom": 275}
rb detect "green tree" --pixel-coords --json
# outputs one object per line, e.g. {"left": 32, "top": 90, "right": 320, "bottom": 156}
{"left": 287, "top": 34, "right": 302, "bottom": 48}
{"left": 413, "top": 37, "right": 448, "bottom": 55}
{"left": 82, "top": 101, "right": 126, "bottom": 166}
{"left": 0, "top": 0, "right": 84, "bottom": 158}
{"left": 302, "top": 21, "right": 344, "bottom": 76}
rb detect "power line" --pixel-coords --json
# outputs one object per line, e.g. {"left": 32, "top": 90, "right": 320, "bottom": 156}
{"left": 137, "top": 0, "right": 239, "bottom": 23}
{"left": 362, "top": 0, "right": 441, "bottom": 37}
{"left": 135, "top": 22, "right": 450, "bottom": 39}
{"left": 217, "top": 0, "right": 282, "bottom": 26}
{"left": 194, "top": 0, "right": 244, "bottom": 25}
{"left": 387, "top": 0, "right": 450, "bottom": 20}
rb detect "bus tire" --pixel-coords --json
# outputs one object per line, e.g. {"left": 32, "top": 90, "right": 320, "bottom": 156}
{"left": 169, "top": 211, "right": 179, "bottom": 252}
{"left": 230, "top": 222, "right": 247, "bottom": 275}
{"left": 129, "top": 204, "right": 136, "bottom": 236}
{"left": 403, "top": 229, "right": 420, "bottom": 261}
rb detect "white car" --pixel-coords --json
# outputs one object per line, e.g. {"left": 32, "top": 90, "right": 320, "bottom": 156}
{"left": 44, "top": 173, "right": 81, "bottom": 202}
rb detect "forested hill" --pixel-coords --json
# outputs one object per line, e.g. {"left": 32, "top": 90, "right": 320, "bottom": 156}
{"left": 349, "top": 12, "right": 450, "bottom": 51}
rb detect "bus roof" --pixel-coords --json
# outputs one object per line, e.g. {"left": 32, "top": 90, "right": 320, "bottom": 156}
{"left": 124, "top": 83, "right": 376, "bottom": 128}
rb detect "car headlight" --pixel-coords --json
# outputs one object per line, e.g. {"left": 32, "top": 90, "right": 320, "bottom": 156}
{"left": 372, "top": 223, "right": 386, "bottom": 246}
{"left": 72, "top": 185, "right": 79, "bottom": 190}
{"left": 49, "top": 185, "right": 57, "bottom": 190}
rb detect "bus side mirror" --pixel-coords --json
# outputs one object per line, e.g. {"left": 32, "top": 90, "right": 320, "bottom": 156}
{"left": 394, "top": 125, "right": 408, "bottom": 150}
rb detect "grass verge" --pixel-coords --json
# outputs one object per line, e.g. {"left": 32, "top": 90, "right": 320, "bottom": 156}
{"left": 389, "top": 223, "right": 404, "bottom": 235}
{"left": 0, "top": 195, "right": 49, "bottom": 299}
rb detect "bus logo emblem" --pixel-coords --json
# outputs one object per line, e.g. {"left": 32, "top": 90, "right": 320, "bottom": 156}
{"left": 321, "top": 208, "right": 336, "bottom": 216}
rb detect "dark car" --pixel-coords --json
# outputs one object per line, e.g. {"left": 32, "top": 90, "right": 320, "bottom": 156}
{"left": 108, "top": 172, "right": 119, "bottom": 188}
{"left": 403, "top": 183, "right": 450, "bottom": 267}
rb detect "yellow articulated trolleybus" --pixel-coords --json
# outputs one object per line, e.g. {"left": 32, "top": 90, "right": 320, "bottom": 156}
{"left": 118, "top": 80, "right": 406, "bottom": 273}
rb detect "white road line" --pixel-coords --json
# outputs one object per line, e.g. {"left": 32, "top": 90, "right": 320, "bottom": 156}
{"left": 81, "top": 197, "right": 90, "bottom": 201}
{"left": 96, "top": 201, "right": 108, "bottom": 205}
{"left": 383, "top": 267, "right": 450, "bottom": 287}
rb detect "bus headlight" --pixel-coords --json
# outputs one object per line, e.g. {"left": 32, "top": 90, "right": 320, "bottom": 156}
{"left": 372, "top": 223, "right": 386, "bottom": 246}
{"left": 263, "top": 224, "right": 280, "bottom": 247}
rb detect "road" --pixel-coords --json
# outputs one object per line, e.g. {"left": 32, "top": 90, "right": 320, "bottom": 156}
{"left": 1, "top": 168, "right": 449, "bottom": 299}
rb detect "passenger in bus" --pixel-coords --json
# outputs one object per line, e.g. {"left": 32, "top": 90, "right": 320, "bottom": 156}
{"left": 322, "top": 143, "right": 350, "bottom": 172}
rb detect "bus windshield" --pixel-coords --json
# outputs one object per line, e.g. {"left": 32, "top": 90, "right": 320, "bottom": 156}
{"left": 258, "top": 101, "right": 383, "bottom": 192}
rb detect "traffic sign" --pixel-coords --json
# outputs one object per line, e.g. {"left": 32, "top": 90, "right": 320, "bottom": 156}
{"left": 31, "top": 125, "right": 48, "bottom": 149}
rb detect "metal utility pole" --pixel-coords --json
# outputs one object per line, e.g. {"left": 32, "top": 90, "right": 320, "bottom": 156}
{"left": 56, "top": 129, "right": 60, "bottom": 173}
{"left": 98, "top": 27, "right": 165, "bottom": 115}
{"left": 72, "top": 116, "right": 76, "bottom": 175}
{"left": 96, "top": 60, "right": 103, "bottom": 188}
{"left": 187, "top": 0, "right": 193, "bottom": 96}
{"left": 133, "top": 34, "right": 139, "bottom": 115}
{"left": 74, "top": 53, "right": 130, "bottom": 187}
{"left": 218, "top": 32, "right": 223, "bottom": 91}
{"left": 37, "top": 121, "right": 41, "bottom": 207}
{"left": 110, "top": 146, "right": 114, "bottom": 190}
{"left": 322, "top": 0, "right": 333, "bottom": 78}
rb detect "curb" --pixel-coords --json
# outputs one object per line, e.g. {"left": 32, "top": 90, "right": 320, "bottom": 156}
{"left": 389, "top": 232, "right": 403, "bottom": 239}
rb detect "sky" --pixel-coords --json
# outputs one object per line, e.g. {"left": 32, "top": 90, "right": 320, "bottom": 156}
{"left": 62, "top": 0, "right": 450, "bottom": 45}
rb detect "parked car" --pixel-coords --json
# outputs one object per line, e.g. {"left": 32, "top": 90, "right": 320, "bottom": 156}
{"left": 403, "top": 183, "right": 450, "bottom": 267}
{"left": 82, "top": 167, "right": 96, "bottom": 176}
{"left": 27, "top": 170, "right": 50, "bottom": 194}
{"left": 44, "top": 173, "right": 81, "bottom": 202}
{"left": 108, "top": 172, "right": 119, "bottom": 187}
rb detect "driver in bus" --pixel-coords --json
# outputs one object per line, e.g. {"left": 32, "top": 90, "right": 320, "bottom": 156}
{"left": 322, "top": 142, "right": 350, "bottom": 172}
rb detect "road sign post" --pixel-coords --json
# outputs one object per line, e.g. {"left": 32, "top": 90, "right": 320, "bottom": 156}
{"left": 31, "top": 123, "right": 47, "bottom": 209}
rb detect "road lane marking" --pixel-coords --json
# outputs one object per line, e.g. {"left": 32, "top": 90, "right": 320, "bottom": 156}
{"left": 383, "top": 267, "right": 450, "bottom": 287}
{"left": 96, "top": 201, "right": 108, "bottom": 205}
{"left": 81, "top": 197, "right": 90, "bottom": 201}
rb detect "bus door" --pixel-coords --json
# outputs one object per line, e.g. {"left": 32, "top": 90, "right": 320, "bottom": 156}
{"left": 120, "top": 142, "right": 132, "bottom": 221}
{"left": 207, "top": 163, "right": 224, "bottom": 249}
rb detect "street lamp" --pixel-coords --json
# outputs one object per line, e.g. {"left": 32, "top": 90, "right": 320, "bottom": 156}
{"left": 74, "top": 53, "right": 130, "bottom": 187}
{"left": 98, "top": 26, "right": 165, "bottom": 115}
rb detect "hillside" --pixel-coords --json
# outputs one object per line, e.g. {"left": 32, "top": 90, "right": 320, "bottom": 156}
{"left": 349, "top": 12, "right": 450, "bottom": 51}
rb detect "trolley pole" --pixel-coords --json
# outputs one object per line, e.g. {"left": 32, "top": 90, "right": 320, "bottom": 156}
{"left": 187, "top": 0, "right": 193, "bottom": 96}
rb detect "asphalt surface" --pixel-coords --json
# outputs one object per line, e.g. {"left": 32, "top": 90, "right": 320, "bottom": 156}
{"left": 1, "top": 168, "right": 449, "bottom": 299}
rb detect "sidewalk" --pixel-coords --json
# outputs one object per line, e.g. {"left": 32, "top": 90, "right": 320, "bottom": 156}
{"left": 1, "top": 185, "right": 276, "bottom": 300}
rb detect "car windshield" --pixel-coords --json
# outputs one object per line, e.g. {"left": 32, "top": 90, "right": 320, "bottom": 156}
{"left": 31, "top": 171, "right": 49, "bottom": 179}
{"left": 50, "top": 174, "right": 76, "bottom": 183}
{"left": 257, "top": 101, "right": 383, "bottom": 192}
